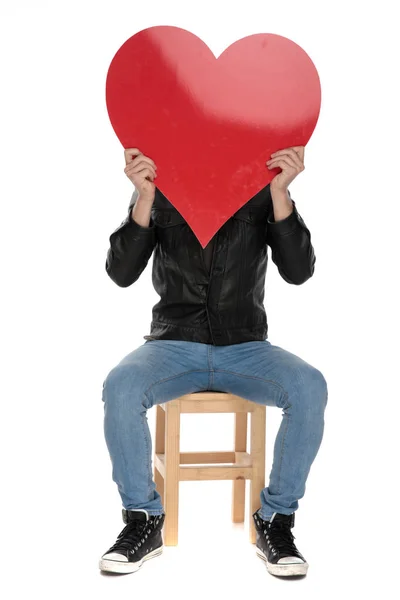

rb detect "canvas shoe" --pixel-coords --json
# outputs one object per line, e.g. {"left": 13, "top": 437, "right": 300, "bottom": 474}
{"left": 253, "top": 510, "right": 309, "bottom": 577}
{"left": 99, "top": 509, "right": 165, "bottom": 574}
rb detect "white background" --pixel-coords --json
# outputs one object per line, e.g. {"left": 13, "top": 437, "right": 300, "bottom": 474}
{"left": 1, "top": 0, "right": 399, "bottom": 597}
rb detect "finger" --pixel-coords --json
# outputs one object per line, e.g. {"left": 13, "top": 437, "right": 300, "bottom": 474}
{"left": 128, "top": 167, "right": 156, "bottom": 181}
{"left": 270, "top": 148, "right": 303, "bottom": 169}
{"left": 126, "top": 166, "right": 156, "bottom": 180}
{"left": 125, "top": 168, "right": 157, "bottom": 183}
{"left": 289, "top": 147, "right": 305, "bottom": 168}
{"left": 125, "top": 159, "right": 157, "bottom": 175}
{"left": 140, "top": 167, "right": 156, "bottom": 181}
{"left": 271, "top": 146, "right": 303, "bottom": 156}
{"left": 269, "top": 151, "right": 304, "bottom": 172}
{"left": 267, "top": 159, "right": 292, "bottom": 172}
{"left": 124, "top": 148, "right": 142, "bottom": 164}
{"left": 287, "top": 151, "right": 304, "bottom": 171}
{"left": 130, "top": 154, "right": 157, "bottom": 169}
{"left": 126, "top": 159, "right": 156, "bottom": 172}
{"left": 267, "top": 156, "right": 298, "bottom": 171}
{"left": 292, "top": 145, "right": 305, "bottom": 161}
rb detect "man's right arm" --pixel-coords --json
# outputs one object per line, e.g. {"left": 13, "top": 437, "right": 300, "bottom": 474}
{"left": 105, "top": 189, "right": 157, "bottom": 287}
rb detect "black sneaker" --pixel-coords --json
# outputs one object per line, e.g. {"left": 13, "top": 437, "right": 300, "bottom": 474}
{"left": 99, "top": 509, "right": 165, "bottom": 574}
{"left": 253, "top": 510, "right": 309, "bottom": 577}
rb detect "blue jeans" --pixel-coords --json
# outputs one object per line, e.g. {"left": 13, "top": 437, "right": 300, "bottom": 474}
{"left": 101, "top": 339, "right": 328, "bottom": 520}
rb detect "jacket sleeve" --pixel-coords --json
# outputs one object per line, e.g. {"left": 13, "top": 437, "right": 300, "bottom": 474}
{"left": 266, "top": 190, "right": 316, "bottom": 285}
{"left": 105, "top": 189, "right": 157, "bottom": 287}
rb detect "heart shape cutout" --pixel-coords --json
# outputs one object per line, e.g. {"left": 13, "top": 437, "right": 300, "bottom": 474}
{"left": 106, "top": 26, "right": 321, "bottom": 247}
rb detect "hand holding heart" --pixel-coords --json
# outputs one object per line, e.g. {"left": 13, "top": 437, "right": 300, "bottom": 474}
{"left": 267, "top": 146, "right": 305, "bottom": 191}
{"left": 124, "top": 148, "right": 157, "bottom": 201}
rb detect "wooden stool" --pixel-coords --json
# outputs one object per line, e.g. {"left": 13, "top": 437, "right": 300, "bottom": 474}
{"left": 153, "top": 392, "right": 266, "bottom": 546}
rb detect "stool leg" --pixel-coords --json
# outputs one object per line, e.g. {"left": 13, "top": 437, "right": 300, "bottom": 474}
{"left": 154, "top": 405, "right": 165, "bottom": 508}
{"left": 232, "top": 412, "right": 247, "bottom": 523}
{"left": 249, "top": 404, "right": 266, "bottom": 543}
{"left": 164, "top": 400, "right": 181, "bottom": 546}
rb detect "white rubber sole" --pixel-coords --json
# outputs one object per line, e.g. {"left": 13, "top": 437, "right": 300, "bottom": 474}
{"left": 99, "top": 545, "right": 164, "bottom": 574}
{"left": 256, "top": 547, "right": 309, "bottom": 577}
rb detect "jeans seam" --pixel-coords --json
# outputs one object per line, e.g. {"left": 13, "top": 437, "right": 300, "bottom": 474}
{"left": 213, "top": 369, "right": 287, "bottom": 398}
{"left": 140, "top": 411, "right": 152, "bottom": 499}
{"left": 106, "top": 399, "right": 130, "bottom": 497}
{"left": 276, "top": 410, "right": 290, "bottom": 495}
{"left": 207, "top": 346, "right": 214, "bottom": 389}
{"left": 144, "top": 369, "right": 210, "bottom": 398}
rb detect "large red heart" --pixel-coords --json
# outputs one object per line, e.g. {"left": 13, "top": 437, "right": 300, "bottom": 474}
{"left": 106, "top": 26, "right": 321, "bottom": 247}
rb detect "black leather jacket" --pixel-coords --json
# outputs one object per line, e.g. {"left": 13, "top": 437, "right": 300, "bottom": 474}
{"left": 105, "top": 184, "right": 315, "bottom": 346}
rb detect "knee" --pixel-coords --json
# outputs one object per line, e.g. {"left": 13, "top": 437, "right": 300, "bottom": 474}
{"left": 305, "top": 366, "right": 328, "bottom": 410}
{"left": 290, "top": 365, "right": 328, "bottom": 412}
{"left": 102, "top": 364, "right": 149, "bottom": 411}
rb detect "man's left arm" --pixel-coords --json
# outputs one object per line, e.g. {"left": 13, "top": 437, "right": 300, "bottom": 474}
{"left": 267, "top": 185, "right": 316, "bottom": 285}
{"left": 265, "top": 146, "right": 316, "bottom": 285}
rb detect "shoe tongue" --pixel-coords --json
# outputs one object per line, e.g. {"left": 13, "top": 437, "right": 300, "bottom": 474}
{"left": 123, "top": 509, "right": 149, "bottom": 524}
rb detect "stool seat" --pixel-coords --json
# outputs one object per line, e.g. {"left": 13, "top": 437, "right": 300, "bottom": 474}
{"left": 153, "top": 392, "right": 266, "bottom": 546}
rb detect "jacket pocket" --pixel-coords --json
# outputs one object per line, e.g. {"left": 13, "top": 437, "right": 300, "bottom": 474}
{"left": 152, "top": 208, "right": 186, "bottom": 227}
{"left": 152, "top": 208, "right": 187, "bottom": 250}
{"left": 232, "top": 204, "right": 269, "bottom": 250}
{"left": 232, "top": 204, "right": 268, "bottom": 226}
